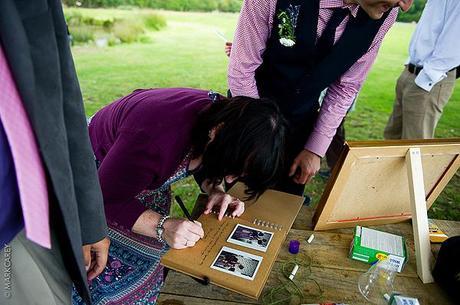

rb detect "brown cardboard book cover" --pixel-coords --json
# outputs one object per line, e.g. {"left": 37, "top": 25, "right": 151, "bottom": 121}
{"left": 160, "top": 183, "right": 304, "bottom": 299}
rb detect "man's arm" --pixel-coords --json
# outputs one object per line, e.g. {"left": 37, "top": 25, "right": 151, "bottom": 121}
{"left": 52, "top": 1, "right": 108, "bottom": 246}
{"left": 50, "top": 0, "right": 110, "bottom": 281}
{"left": 228, "top": 0, "right": 274, "bottom": 98}
{"left": 290, "top": 9, "right": 399, "bottom": 184}
{"left": 304, "top": 9, "right": 399, "bottom": 158}
{"left": 413, "top": 1, "right": 460, "bottom": 92}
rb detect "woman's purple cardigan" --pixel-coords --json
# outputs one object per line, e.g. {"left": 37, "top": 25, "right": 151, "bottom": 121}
{"left": 89, "top": 88, "right": 211, "bottom": 229}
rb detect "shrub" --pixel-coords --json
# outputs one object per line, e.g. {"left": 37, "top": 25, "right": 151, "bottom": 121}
{"left": 64, "top": 9, "right": 166, "bottom": 46}
{"left": 63, "top": 0, "right": 124, "bottom": 7}
{"left": 160, "top": 0, "right": 188, "bottom": 11}
{"left": 139, "top": 35, "right": 152, "bottom": 44}
{"left": 143, "top": 13, "right": 166, "bottom": 31}
{"left": 65, "top": 11, "right": 84, "bottom": 26}
{"left": 188, "top": 0, "right": 218, "bottom": 12}
{"left": 107, "top": 36, "right": 122, "bottom": 46}
{"left": 218, "top": 0, "right": 242, "bottom": 13}
{"left": 65, "top": 11, "right": 111, "bottom": 27}
{"left": 113, "top": 19, "right": 144, "bottom": 43}
{"left": 69, "top": 25, "right": 95, "bottom": 44}
{"left": 397, "top": 0, "right": 427, "bottom": 23}
{"left": 102, "top": 19, "right": 115, "bottom": 30}
{"left": 64, "top": 0, "right": 243, "bottom": 12}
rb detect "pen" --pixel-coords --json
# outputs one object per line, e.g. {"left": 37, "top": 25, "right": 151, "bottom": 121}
{"left": 175, "top": 195, "right": 193, "bottom": 221}
{"left": 175, "top": 196, "right": 210, "bottom": 285}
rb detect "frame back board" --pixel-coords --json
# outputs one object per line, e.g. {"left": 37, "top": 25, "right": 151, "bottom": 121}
{"left": 313, "top": 139, "right": 460, "bottom": 231}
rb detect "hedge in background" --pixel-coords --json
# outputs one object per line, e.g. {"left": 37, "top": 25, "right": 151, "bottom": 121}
{"left": 65, "top": 10, "right": 166, "bottom": 45}
{"left": 63, "top": 0, "right": 243, "bottom": 13}
{"left": 64, "top": 0, "right": 428, "bottom": 22}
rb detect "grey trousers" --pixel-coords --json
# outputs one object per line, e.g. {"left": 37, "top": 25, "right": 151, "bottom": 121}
{"left": 0, "top": 230, "right": 73, "bottom": 305}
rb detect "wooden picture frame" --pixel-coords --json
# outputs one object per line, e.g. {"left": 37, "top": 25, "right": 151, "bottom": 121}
{"left": 312, "top": 138, "right": 460, "bottom": 283}
{"left": 313, "top": 139, "right": 460, "bottom": 230}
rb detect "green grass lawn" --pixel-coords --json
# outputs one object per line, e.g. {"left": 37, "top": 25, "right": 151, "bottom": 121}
{"left": 68, "top": 8, "right": 460, "bottom": 220}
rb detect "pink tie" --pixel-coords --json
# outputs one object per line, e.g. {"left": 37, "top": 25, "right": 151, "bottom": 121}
{"left": 0, "top": 45, "right": 51, "bottom": 248}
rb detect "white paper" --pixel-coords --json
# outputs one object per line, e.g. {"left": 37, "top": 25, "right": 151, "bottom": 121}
{"left": 361, "top": 227, "right": 404, "bottom": 256}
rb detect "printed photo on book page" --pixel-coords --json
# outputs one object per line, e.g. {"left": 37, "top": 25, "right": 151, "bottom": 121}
{"left": 211, "top": 246, "right": 263, "bottom": 280}
{"left": 227, "top": 224, "right": 274, "bottom": 252}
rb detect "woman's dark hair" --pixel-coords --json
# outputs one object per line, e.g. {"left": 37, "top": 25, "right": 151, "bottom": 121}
{"left": 191, "top": 95, "right": 288, "bottom": 199}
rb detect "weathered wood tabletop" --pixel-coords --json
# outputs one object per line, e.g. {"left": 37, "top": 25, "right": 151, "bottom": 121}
{"left": 158, "top": 205, "right": 459, "bottom": 305}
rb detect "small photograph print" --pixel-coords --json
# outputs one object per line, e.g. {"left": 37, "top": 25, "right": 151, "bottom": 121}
{"left": 211, "top": 247, "right": 263, "bottom": 280}
{"left": 227, "top": 224, "right": 274, "bottom": 252}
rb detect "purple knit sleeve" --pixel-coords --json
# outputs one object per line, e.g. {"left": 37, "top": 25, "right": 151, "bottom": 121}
{"left": 97, "top": 130, "right": 162, "bottom": 229}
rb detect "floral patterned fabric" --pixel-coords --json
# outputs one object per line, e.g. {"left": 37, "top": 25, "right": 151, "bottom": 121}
{"left": 72, "top": 153, "right": 191, "bottom": 305}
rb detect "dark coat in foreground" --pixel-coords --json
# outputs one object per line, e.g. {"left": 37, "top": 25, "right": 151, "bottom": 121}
{"left": 0, "top": 0, "right": 107, "bottom": 303}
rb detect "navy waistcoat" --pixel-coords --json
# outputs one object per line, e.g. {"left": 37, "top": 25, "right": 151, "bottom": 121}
{"left": 255, "top": 0, "right": 390, "bottom": 122}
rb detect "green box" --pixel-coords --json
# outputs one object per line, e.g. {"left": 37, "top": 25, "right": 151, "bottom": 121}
{"left": 349, "top": 226, "right": 408, "bottom": 272}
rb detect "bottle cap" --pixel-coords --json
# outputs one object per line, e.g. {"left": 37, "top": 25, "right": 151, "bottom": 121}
{"left": 289, "top": 239, "right": 300, "bottom": 254}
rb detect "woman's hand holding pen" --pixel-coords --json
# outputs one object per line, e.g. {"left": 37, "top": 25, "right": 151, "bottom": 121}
{"left": 163, "top": 218, "right": 204, "bottom": 249}
{"left": 132, "top": 209, "right": 203, "bottom": 249}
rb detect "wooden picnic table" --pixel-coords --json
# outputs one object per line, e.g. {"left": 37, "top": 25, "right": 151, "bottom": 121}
{"left": 158, "top": 205, "right": 460, "bottom": 305}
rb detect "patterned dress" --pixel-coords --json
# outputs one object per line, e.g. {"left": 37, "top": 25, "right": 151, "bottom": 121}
{"left": 72, "top": 154, "right": 192, "bottom": 305}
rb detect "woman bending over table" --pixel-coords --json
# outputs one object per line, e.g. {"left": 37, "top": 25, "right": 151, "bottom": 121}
{"left": 72, "top": 87, "right": 288, "bottom": 305}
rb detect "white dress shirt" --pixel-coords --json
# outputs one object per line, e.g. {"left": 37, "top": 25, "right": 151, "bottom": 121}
{"left": 408, "top": 0, "right": 460, "bottom": 92}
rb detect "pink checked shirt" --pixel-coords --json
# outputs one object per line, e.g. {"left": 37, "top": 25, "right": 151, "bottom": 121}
{"left": 228, "top": 0, "right": 398, "bottom": 157}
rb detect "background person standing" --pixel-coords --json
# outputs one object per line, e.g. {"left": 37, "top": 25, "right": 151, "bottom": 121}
{"left": 228, "top": 0, "right": 413, "bottom": 195}
{"left": 384, "top": 0, "right": 460, "bottom": 140}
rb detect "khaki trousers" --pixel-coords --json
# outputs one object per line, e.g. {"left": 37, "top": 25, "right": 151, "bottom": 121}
{"left": 384, "top": 67, "right": 456, "bottom": 139}
{"left": 0, "top": 230, "right": 73, "bottom": 305}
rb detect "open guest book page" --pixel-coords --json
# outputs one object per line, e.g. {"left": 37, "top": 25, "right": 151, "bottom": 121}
{"left": 160, "top": 183, "right": 304, "bottom": 299}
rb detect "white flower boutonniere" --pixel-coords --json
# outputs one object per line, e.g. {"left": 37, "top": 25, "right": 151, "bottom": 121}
{"left": 277, "top": 4, "right": 301, "bottom": 48}
{"left": 279, "top": 37, "right": 295, "bottom": 47}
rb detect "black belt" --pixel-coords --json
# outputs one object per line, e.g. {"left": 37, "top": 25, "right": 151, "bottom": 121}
{"left": 408, "top": 63, "right": 460, "bottom": 79}
{"left": 407, "top": 63, "right": 423, "bottom": 75}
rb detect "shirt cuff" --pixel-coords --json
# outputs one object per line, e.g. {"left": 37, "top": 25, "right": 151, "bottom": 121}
{"left": 303, "top": 131, "right": 332, "bottom": 158}
{"left": 414, "top": 68, "right": 446, "bottom": 92}
{"left": 229, "top": 87, "right": 259, "bottom": 99}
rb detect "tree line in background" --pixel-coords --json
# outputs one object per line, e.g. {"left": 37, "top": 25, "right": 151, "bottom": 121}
{"left": 63, "top": 0, "right": 427, "bottom": 21}
{"left": 63, "top": 0, "right": 243, "bottom": 13}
